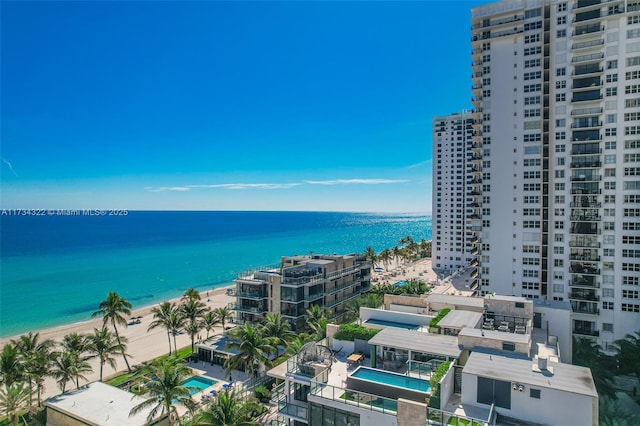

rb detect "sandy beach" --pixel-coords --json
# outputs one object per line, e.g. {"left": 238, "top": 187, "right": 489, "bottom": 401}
{"left": 1, "top": 257, "right": 443, "bottom": 402}
{"left": 0, "top": 286, "right": 235, "bottom": 400}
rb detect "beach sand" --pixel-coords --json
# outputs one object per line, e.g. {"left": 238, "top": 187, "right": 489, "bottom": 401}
{"left": 0, "top": 287, "right": 235, "bottom": 401}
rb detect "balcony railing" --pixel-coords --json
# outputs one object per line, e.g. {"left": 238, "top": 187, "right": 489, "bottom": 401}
{"left": 309, "top": 379, "right": 398, "bottom": 416}
{"left": 324, "top": 280, "right": 359, "bottom": 296}
{"left": 278, "top": 402, "right": 308, "bottom": 421}
{"left": 229, "top": 303, "right": 267, "bottom": 314}
{"left": 574, "top": 328, "right": 600, "bottom": 337}
{"left": 569, "top": 293, "right": 600, "bottom": 301}
{"left": 229, "top": 290, "right": 267, "bottom": 300}
{"left": 324, "top": 292, "right": 361, "bottom": 309}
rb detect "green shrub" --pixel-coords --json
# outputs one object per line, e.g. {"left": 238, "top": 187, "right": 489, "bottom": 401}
{"left": 334, "top": 323, "right": 381, "bottom": 341}
{"left": 254, "top": 385, "right": 271, "bottom": 403}
{"left": 429, "top": 308, "right": 451, "bottom": 328}
{"left": 430, "top": 361, "right": 451, "bottom": 389}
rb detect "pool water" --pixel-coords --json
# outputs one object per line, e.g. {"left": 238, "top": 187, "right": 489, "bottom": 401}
{"left": 181, "top": 376, "right": 217, "bottom": 395}
{"left": 394, "top": 280, "right": 407, "bottom": 286}
{"left": 364, "top": 318, "right": 420, "bottom": 330}
{"left": 351, "top": 367, "right": 431, "bottom": 393}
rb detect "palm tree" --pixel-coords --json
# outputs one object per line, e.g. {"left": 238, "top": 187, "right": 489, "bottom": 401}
{"left": 0, "top": 383, "right": 30, "bottom": 426}
{"left": 419, "top": 238, "right": 432, "bottom": 258}
{"left": 261, "top": 313, "right": 294, "bottom": 348}
{"left": 364, "top": 246, "right": 377, "bottom": 268}
{"left": 0, "top": 343, "right": 22, "bottom": 389}
{"left": 180, "top": 298, "right": 207, "bottom": 353}
{"left": 61, "top": 332, "right": 93, "bottom": 389}
{"left": 379, "top": 248, "right": 392, "bottom": 270}
{"left": 392, "top": 246, "right": 401, "bottom": 265}
{"left": 129, "top": 356, "right": 193, "bottom": 425}
{"left": 192, "top": 388, "right": 262, "bottom": 426}
{"left": 92, "top": 291, "right": 133, "bottom": 372}
{"left": 225, "top": 324, "right": 277, "bottom": 386}
{"left": 13, "top": 332, "right": 55, "bottom": 408}
{"left": 305, "top": 304, "right": 328, "bottom": 339}
{"left": 573, "top": 337, "right": 617, "bottom": 399}
{"left": 213, "top": 306, "right": 233, "bottom": 334}
{"left": 613, "top": 330, "right": 640, "bottom": 380}
{"left": 182, "top": 287, "right": 201, "bottom": 301}
{"left": 149, "top": 302, "right": 180, "bottom": 355}
{"left": 599, "top": 395, "right": 640, "bottom": 426}
{"left": 201, "top": 310, "right": 220, "bottom": 339}
{"left": 51, "top": 351, "right": 78, "bottom": 393}
{"left": 167, "top": 311, "right": 186, "bottom": 356}
{"left": 88, "top": 327, "right": 126, "bottom": 381}
{"left": 285, "top": 335, "right": 312, "bottom": 357}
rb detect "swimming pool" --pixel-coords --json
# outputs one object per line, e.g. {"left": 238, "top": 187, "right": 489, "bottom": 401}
{"left": 181, "top": 376, "right": 217, "bottom": 395}
{"left": 364, "top": 318, "right": 420, "bottom": 330}
{"left": 394, "top": 280, "right": 407, "bottom": 286}
{"left": 350, "top": 367, "right": 431, "bottom": 393}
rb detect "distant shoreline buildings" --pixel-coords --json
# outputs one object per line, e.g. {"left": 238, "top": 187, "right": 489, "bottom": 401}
{"left": 433, "top": 0, "right": 640, "bottom": 351}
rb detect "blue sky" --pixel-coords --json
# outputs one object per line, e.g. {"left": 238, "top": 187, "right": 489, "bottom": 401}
{"left": 1, "top": 0, "right": 485, "bottom": 213}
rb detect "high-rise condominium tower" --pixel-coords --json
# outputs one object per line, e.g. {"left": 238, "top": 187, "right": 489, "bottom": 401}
{"left": 432, "top": 112, "right": 477, "bottom": 278}
{"left": 468, "top": 0, "right": 640, "bottom": 350}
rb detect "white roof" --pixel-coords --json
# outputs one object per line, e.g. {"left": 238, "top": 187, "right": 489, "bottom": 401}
{"left": 438, "top": 310, "right": 483, "bottom": 329}
{"left": 368, "top": 328, "right": 462, "bottom": 358}
{"left": 463, "top": 351, "right": 598, "bottom": 398}
{"left": 45, "top": 381, "right": 167, "bottom": 426}
{"left": 425, "top": 294, "right": 485, "bottom": 308}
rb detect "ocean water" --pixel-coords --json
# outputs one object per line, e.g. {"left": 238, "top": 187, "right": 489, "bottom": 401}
{"left": 0, "top": 211, "right": 431, "bottom": 338}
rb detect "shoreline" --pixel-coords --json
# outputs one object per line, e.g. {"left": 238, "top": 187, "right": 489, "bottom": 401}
{"left": 0, "top": 285, "right": 234, "bottom": 346}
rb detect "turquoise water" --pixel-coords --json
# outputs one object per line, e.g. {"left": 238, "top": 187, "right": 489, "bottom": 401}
{"left": 0, "top": 211, "right": 431, "bottom": 337}
{"left": 393, "top": 280, "right": 407, "bottom": 286}
{"left": 363, "top": 319, "right": 419, "bottom": 330}
{"left": 351, "top": 367, "right": 431, "bottom": 393}
{"left": 182, "top": 376, "right": 216, "bottom": 394}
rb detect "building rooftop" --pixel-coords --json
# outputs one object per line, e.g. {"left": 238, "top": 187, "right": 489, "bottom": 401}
{"left": 485, "top": 294, "right": 529, "bottom": 303}
{"left": 438, "top": 310, "right": 483, "bottom": 330}
{"left": 425, "top": 293, "right": 485, "bottom": 309}
{"left": 45, "top": 381, "right": 166, "bottom": 426}
{"left": 462, "top": 350, "right": 598, "bottom": 398}
{"left": 532, "top": 298, "right": 571, "bottom": 311}
{"left": 368, "top": 328, "right": 462, "bottom": 359}
{"left": 458, "top": 327, "right": 531, "bottom": 345}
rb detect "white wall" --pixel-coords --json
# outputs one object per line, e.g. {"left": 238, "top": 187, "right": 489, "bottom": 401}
{"left": 439, "top": 362, "right": 455, "bottom": 409}
{"left": 533, "top": 304, "right": 572, "bottom": 363}
{"left": 461, "top": 372, "right": 596, "bottom": 426}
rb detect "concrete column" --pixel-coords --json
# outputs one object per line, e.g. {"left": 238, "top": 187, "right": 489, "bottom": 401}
{"left": 370, "top": 344, "right": 377, "bottom": 368}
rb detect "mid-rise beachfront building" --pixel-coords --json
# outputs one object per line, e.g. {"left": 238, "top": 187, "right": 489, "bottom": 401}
{"left": 432, "top": 112, "right": 477, "bottom": 278}
{"left": 230, "top": 254, "right": 371, "bottom": 330}
{"left": 267, "top": 293, "right": 597, "bottom": 426}
{"left": 445, "top": 0, "right": 640, "bottom": 351}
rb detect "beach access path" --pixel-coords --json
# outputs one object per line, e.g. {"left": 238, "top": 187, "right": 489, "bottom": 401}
{"left": 0, "top": 286, "right": 235, "bottom": 401}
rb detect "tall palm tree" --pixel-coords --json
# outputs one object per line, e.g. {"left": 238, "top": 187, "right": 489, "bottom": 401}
{"left": 573, "top": 337, "right": 617, "bottom": 399}
{"left": 149, "top": 302, "right": 180, "bottom": 355}
{"left": 167, "top": 311, "right": 186, "bottom": 356}
{"left": 364, "top": 246, "right": 377, "bottom": 268}
{"left": 129, "top": 356, "right": 193, "bottom": 425}
{"left": 0, "top": 343, "right": 22, "bottom": 389}
{"left": 225, "top": 324, "right": 277, "bottom": 386}
{"left": 613, "top": 330, "right": 640, "bottom": 380}
{"left": 92, "top": 291, "right": 133, "bottom": 372}
{"left": 379, "top": 248, "right": 392, "bottom": 270}
{"left": 261, "top": 313, "right": 294, "bottom": 348}
{"left": 214, "top": 306, "right": 233, "bottom": 334}
{"left": 61, "top": 332, "right": 93, "bottom": 389}
{"left": 201, "top": 310, "right": 220, "bottom": 339}
{"left": 305, "top": 305, "right": 328, "bottom": 339}
{"left": 182, "top": 287, "right": 201, "bottom": 301}
{"left": 285, "top": 335, "right": 312, "bottom": 357}
{"left": 51, "top": 351, "right": 78, "bottom": 393}
{"left": 192, "top": 388, "right": 262, "bottom": 426}
{"left": 88, "top": 327, "right": 126, "bottom": 381}
{"left": 13, "top": 332, "right": 55, "bottom": 408}
{"left": 180, "top": 298, "right": 207, "bottom": 353}
{"left": 0, "top": 383, "right": 30, "bottom": 426}
{"left": 419, "top": 238, "right": 432, "bottom": 258}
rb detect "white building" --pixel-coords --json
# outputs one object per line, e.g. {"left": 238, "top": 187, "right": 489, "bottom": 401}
{"left": 467, "top": 0, "right": 640, "bottom": 350}
{"left": 432, "top": 112, "right": 477, "bottom": 278}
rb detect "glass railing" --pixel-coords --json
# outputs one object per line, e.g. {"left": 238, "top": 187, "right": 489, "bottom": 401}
{"left": 309, "top": 380, "right": 398, "bottom": 416}
{"left": 278, "top": 402, "right": 308, "bottom": 420}
{"left": 426, "top": 407, "right": 489, "bottom": 426}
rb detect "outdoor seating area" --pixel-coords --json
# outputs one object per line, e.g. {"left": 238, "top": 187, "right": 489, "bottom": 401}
{"left": 481, "top": 314, "right": 529, "bottom": 334}
{"left": 347, "top": 352, "right": 365, "bottom": 368}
